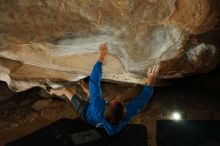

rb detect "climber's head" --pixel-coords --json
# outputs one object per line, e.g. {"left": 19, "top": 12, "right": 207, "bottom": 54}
{"left": 104, "top": 99, "right": 126, "bottom": 124}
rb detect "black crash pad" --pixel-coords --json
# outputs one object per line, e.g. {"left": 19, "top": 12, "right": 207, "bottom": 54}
{"left": 5, "top": 118, "right": 148, "bottom": 146}
{"left": 157, "top": 120, "right": 220, "bottom": 146}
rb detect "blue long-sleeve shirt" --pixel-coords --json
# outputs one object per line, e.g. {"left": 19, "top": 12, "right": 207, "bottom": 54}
{"left": 85, "top": 61, "right": 153, "bottom": 135}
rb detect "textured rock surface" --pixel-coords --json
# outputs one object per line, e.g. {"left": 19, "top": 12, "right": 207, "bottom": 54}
{"left": 0, "top": 0, "right": 219, "bottom": 91}
{"left": 170, "top": 0, "right": 220, "bottom": 34}
{"left": 0, "top": 81, "right": 15, "bottom": 101}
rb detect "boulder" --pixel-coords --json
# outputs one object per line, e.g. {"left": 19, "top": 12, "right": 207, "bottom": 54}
{"left": 0, "top": 0, "right": 219, "bottom": 92}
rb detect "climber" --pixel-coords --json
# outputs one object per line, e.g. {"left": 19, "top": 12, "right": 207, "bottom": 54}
{"left": 48, "top": 43, "right": 160, "bottom": 136}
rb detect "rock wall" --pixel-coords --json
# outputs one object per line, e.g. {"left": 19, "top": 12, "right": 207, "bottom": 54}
{"left": 0, "top": 0, "right": 219, "bottom": 91}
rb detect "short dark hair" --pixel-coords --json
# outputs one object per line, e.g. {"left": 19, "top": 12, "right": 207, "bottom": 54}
{"left": 104, "top": 99, "right": 126, "bottom": 124}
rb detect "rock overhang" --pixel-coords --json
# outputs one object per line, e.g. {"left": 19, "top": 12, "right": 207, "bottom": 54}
{"left": 0, "top": 0, "right": 219, "bottom": 92}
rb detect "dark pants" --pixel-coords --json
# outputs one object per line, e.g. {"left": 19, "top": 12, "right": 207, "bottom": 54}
{"left": 71, "top": 94, "right": 88, "bottom": 120}
{"left": 71, "top": 61, "right": 103, "bottom": 120}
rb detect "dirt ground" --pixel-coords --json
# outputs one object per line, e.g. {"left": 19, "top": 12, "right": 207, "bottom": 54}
{"left": 0, "top": 70, "right": 220, "bottom": 146}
